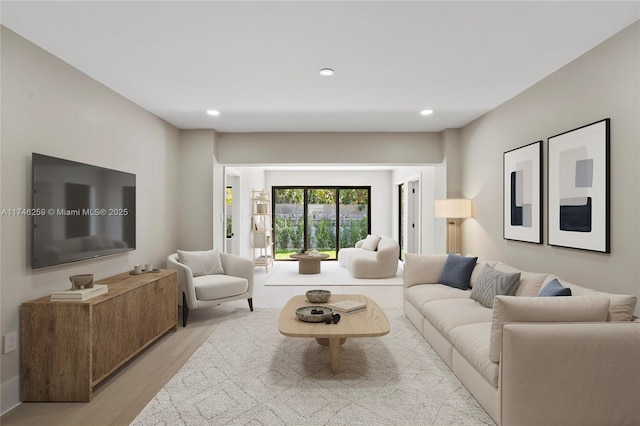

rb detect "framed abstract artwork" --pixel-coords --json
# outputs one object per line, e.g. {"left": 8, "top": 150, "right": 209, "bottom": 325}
{"left": 548, "top": 118, "right": 610, "bottom": 252}
{"left": 503, "top": 141, "right": 543, "bottom": 243}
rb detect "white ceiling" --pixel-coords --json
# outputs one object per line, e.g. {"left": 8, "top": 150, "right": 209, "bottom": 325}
{"left": 2, "top": 1, "right": 638, "bottom": 133}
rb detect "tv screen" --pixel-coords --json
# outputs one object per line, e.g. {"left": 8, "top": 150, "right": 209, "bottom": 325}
{"left": 31, "top": 153, "right": 136, "bottom": 269}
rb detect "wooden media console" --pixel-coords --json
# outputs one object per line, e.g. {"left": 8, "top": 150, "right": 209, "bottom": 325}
{"left": 21, "top": 269, "right": 177, "bottom": 402}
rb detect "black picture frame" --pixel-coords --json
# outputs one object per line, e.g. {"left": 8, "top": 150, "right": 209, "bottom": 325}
{"left": 503, "top": 141, "right": 543, "bottom": 244}
{"left": 547, "top": 119, "right": 610, "bottom": 253}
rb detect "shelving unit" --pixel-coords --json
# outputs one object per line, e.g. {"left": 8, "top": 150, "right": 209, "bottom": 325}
{"left": 251, "top": 189, "right": 274, "bottom": 271}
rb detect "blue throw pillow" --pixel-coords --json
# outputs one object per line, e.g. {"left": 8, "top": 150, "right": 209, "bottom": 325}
{"left": 438, "top": 254, "right": 478, "bottom": 290}
{"left": 538, "top": 279, "right": 572, "bottom": 297}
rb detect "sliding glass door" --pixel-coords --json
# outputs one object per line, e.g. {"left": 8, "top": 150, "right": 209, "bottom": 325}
{"left": 338, "top": 188, "right": 369, "bottom": 250}
{"left": 307, "top": 188, "right": 337, "bottom": 257}
{"left": 273, "top": 186, "right": 370, "bottom": 259}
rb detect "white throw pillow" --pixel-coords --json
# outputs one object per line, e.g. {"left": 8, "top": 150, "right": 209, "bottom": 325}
{"left": 361, "top": 235, "right": 382, "bottom": 251}
{"left": 177, "top": 249, "right": 225, "bottom": 277}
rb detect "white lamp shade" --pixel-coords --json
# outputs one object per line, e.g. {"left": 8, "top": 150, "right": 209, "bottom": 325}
{"left": 434, "top": 199, "right": 472, "bottom": 219}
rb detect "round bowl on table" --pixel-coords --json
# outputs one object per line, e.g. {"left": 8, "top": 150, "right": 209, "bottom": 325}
{"left": 295, "top": 306, "right": 335, "bottom": 323}
{"left": 306, "top": 289, "right": 331, "bottom": 303}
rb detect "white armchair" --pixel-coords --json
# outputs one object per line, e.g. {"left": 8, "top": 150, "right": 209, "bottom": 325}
{"left": 167, "top": 251, "right": 254, "bottom": 326}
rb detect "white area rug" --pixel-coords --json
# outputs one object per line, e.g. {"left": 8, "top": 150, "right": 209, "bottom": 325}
{"left": 264, "top": 261, "right": 404, "bottom": 286}
{"left": 131, "top": 309, "right": 495, "bottom": 426}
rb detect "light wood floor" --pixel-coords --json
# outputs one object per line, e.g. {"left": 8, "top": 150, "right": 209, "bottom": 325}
{"left": 1, "top": 261, "right": 404, "bottom": 426}
{"left": 0, "top": 303, "right": 243, "bottom": 426}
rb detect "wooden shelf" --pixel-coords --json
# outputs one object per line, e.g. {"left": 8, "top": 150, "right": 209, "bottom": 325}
{"left": 251, "top": 189, "right": 273, "bottom": 271}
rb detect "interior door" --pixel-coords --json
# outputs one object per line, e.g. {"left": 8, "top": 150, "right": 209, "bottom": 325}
{"left": 398, "top": 183, "right": 405, "bottom": 260}
{"left": 225, "top": 174, "right": 240, "bottom": 255}
{"left": 407, "top": 179, "right": 420, "bottom": 254}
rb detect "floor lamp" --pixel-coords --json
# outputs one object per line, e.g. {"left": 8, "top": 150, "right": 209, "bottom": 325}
{"left": 434, "top": 199, "right": 472, "bottom": 254}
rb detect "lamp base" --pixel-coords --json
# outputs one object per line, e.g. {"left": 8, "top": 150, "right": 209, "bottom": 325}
{"left": 447, "top": 220, "right": 460, "bottom": 255}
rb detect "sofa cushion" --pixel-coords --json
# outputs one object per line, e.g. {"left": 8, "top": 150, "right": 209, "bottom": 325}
{"left": 422, "top": 299, "right": 493, "bottom": 340}
{"left": 193, "top": 274, "right": 248, "bottom": 300}
{"left": 493, "top": 262, "right": 550, "bottom": 297}
{"left": 449, "top": 322, "right": 499, "bottom": 386}
{"left": 489, "top": 295, "right": 610, "bottom": 362}
{"left": 548, "top": 278, "right": 638, "bottom": 322}
{"left": 361, "top": 234, "right": 382, "bottom": 251}
{"left": 538, "top": 279, "right": 572, "bottom": 297}
{"left": 405, "top": 284, "right": 470, "bottom": 312}
{"left": 470, "top": 265, "right": 521, "bottom": 308}
{"left": 177, "top": 249, "right": 225, "bottom": 277}
{"left": 469, "top": 260, "right": 500, "bottom": 288}
{"left": 404, "top": 253, "right": 448, "bottom": 287}
{"left": 438, "top": 254, "right": 478, "bottom": 290}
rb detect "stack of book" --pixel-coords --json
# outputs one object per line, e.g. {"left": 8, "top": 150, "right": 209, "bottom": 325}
{"left": 50, "top": 284, "right": 108, "bottom": 301}
{"left": 328, "top": 299, "right": 367, "bottom": 314}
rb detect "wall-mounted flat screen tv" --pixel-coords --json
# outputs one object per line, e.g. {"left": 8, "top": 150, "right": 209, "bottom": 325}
{"left": 31, "top": 153, "right": 136, "bottom": 269}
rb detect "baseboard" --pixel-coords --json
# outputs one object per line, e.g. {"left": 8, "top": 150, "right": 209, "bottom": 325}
{"left": 1, "top": 375, "right": 21, "bottom": 416}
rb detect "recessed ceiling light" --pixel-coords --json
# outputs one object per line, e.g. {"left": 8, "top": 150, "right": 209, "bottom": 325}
{"left": 319, "top": 68, "right": 334, "bottom": 76}
{"left": 206, "top": 109, "right": 220, "bottom": 116}
{"left": 420, "top": 109, "right": 434, "bottom": 116}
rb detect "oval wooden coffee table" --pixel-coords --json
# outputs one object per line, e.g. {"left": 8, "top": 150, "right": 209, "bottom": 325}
{"left": 278, "top": 294, "right": 390, "bottom": 372}
{"left": 289, "top": 253, "right": 330, "bottom": 274}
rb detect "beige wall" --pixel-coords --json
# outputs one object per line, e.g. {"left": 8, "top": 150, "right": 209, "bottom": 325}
{"left": 177, "top": 130, "right": 215, "bottom": 251}
{"left": 217, "top": 132, "right": 443, "bottom": 165}
{"left": 460, "top": 22, "right": 639, "bottom": 311}
{"left": 0, "top": 27, "right": 182, "bottom": 412}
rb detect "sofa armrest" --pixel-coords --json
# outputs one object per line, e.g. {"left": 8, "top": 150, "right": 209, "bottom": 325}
{"left": 500, "top": 322, "right": 640, "bottom": 426}
{"left": 220, "top": 253, "right": 254, "bottom": 296}
{"left": 167, "top": 253, "right": 198, "bottom": 308}
{"left": 403, "top": 253, "right": 448, "bottom": 288}
{"left": 375, "top": 237, "right": 400, "bottom": 261}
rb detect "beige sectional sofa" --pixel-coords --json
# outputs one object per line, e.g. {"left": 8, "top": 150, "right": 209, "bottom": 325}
{"left": 338, "top": 235, "right": 399, "bottom": 278}
{"left": 403, "top": 253, "right": 640, "bottom": 426}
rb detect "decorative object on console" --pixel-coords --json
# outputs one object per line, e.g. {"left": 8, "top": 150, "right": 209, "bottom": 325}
{"left": 130, "top": 265, "right": 161, "bottom": 275}
{"left": 434, "top": 198, "right": 472, "bottom": 254}
{"left": 437, "top": 254, "right": 478, "bottom": 290}
{"left": 503, "top": 141, "right": 543, "bottom": 244}
{"left": 50, "top": 284, "right": 108, "bottom": 301}
{"left": 69, "top": 273, "right": 94, "bottom": 290}
{"left": 548, "top": 118, "right": 610, "bottom": 252}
